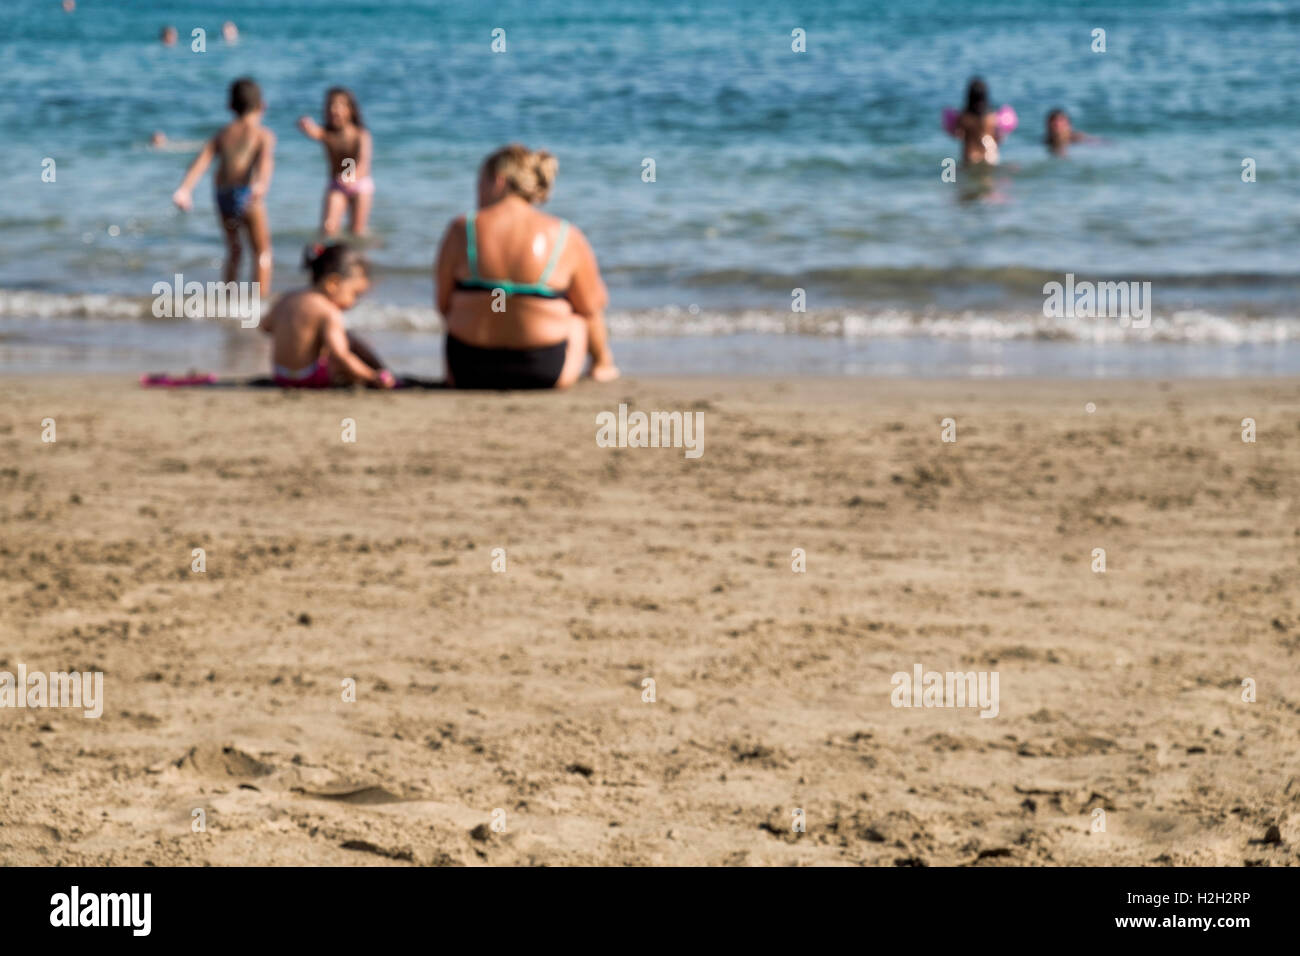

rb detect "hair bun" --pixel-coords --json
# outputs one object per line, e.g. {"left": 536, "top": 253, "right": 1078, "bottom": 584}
{"left": 482, "top": 143, "right": 559, "bottom": 204}
{"left": 302, "top": 241, "right": 328, "bottom": 270}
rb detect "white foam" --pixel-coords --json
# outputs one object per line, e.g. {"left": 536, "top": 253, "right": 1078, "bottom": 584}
{"left": 1, "top": 288, "right": 1296, "bottom": 344}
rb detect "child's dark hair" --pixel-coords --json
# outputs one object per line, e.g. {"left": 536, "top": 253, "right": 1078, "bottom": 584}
{"left": 964, "top": 77, "right": 989, "bottom": 116}
{"left": 303, "top": 242, "right": 367, "bottom": 283}
{"left": 324, "top": 87, "right": 365, "bottom": 130}
{"left": 229, "top": 77, "right": 263, "bottom": 116}
{"left": 1045, "top": 109, "right": 1067, "bottom": 143}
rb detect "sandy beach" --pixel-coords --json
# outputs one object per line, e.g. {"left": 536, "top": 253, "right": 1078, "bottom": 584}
{"left": 1, "top": 375, "right": 1297, "bottom": 866}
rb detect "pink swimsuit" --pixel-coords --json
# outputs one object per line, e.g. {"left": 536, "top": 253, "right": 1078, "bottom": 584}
{"left": 273, "top": 356, "right": 333, "bottom": 388}
{"left": 330, "top": 174, "right": 374, "bottom": 199}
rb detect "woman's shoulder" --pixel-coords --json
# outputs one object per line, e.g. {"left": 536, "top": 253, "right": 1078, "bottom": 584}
{"left": 532, "top": 207, "right": 580, "bottom": 238}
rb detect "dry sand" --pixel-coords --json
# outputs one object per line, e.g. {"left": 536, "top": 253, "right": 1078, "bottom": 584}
{"left": 1, "top": 375, "right": 1298, "bottom": 866}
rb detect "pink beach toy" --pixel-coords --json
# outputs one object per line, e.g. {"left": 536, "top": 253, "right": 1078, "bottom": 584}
{"left": 942, "top": 105, "right": 1018, "bottom": 135}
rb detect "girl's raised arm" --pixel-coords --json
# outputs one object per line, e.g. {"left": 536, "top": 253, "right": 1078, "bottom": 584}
{"left": 297, "top": 116, "right": 324, "bottom": 140}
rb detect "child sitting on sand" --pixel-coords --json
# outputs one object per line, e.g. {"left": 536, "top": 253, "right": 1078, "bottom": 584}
{"left": 259, "top": 243, "right": 395, "bottom": 389}
{"left": 172, "top": 77, "right": 277, "bottom": 295}
{"left": 297, "top": 88, "right": 374, "bottom": 237}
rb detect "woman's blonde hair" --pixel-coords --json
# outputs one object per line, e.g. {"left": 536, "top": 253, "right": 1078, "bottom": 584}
{"left": 481, "top": 143, "right": 558, "bottom": 204}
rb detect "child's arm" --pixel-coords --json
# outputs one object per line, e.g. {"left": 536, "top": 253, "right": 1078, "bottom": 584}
{"left": 296, "top": 116, "right": 325, "bottom": 140}
{"left": 322, "top": 311, "right": 391, "bottom": 386}
{"left": 250, "top": 128, "right": 276, "bottom": 201}
{"left": 172, "top": 135, "right": 217, "bottom": 210}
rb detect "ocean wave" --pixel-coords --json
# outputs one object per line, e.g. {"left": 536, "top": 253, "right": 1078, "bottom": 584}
{"left": 2, "top": 288, "right": 1297, "bottom": 344}
{"left": 603, "top": 307, "right": 1300, "bottom": 344}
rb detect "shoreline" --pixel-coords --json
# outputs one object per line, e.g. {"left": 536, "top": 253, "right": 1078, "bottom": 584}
{"left": 5, "top": 324, "right": 1300, "bottom": 380}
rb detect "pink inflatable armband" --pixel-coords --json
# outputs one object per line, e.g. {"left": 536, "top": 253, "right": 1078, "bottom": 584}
{"left": 944, "top": 105, "right": 1016, "bottom": 134}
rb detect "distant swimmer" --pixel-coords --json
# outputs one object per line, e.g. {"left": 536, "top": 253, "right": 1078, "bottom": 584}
{"left": 149, "top": 132, "right": 206, "bottom": 152}
{"left": 160, "top": 26, "right": 178, "bottom": 46}
{"left": 222, "top": 21, "right": 239, "bottom": 44}
{"left": 1045, "top": 109, "right": 1098, "bottom": 155}
{"left": 944, "top": 77, "right": 1016, "bottom": 166}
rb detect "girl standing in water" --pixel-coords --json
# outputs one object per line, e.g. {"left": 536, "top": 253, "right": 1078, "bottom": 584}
{"left": 298, "top": 88, "right": 374, "bottom": 237}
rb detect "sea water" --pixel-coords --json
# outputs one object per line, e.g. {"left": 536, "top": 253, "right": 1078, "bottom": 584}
{"left": 1, "top": 0, "right": 1297, "bottom": 376}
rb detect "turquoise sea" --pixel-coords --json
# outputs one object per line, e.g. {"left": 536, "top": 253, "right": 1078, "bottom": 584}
{"left": 1, "top": 0, "right": 1298, "bottom": 376}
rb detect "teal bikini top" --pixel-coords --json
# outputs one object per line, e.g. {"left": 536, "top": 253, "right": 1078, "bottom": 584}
{"left": 456, "top": 211, "right": 570, "bottom": 298}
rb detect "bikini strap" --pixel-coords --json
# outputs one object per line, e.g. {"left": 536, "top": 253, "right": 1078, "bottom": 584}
{"left": 536, "top": 220, "right": 570, "bottom": 285}
{"left": 465, "top": 211, "right": 479, "bottom": 280}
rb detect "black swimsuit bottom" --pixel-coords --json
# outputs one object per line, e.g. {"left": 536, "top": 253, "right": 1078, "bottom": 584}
{"left": 445, "top": 333, "right": 568, "bottom": 390}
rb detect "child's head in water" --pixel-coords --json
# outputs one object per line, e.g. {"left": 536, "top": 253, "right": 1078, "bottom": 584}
{"left": 1045, "top": 108, "right": 1072, "bottom": 145}
{"left": 229, "top": 77, "right": 263, "bottom": 117}
{"left": 964, "top": 77, "right": 989, "bottom": 116}
{"left": 304, "top": 243, "right": 369, "bottom": 309}
{"left": 323, "top": 87, "right": 364, "bottom": 131}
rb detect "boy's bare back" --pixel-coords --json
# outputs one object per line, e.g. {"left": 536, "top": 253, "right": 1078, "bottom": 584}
{"left": 214, "top": 118, "right": 273, "bottom": 188}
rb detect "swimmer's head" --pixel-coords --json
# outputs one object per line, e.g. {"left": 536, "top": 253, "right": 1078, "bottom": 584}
{"left": 160, "top": 26, "right": 178, "bottom": 46}
{"left": 1046, "top": 109, "right": 1072, "bottom": 145}
{"left": 229, "top": 77, "right": 263, "bottom": 116}
{"left": 324, "top": 87, "right": 364, "bottom": 131}
{"left": 478, "top": 143, "right": 558, "bottom": 206}
{"left": 303, "top": 242, "right": 370, "bottom": 308}
{"left": 150, "top": 131, "right": 167, "bottom": 148}
{"left": 222, "top": 21, "right": 239, "bottom": 44}
{"left": 965, "top": 77, "right": 989, "bottom": 116}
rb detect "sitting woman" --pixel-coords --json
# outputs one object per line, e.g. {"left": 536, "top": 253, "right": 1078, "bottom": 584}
{"left": 434, "top": 144, "right": 618, "bottom": 389}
